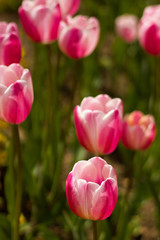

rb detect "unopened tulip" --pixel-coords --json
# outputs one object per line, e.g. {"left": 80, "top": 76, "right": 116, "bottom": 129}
{"left": 121, "top": 111, "right": 156, "bottom": 150}
{"left": 58, "top": 15, "right": 100, "bottom": 59}
{"left": 138, "top": 5, "right": 160, "bottom": 55}
{"left": 0, "top": 22, "right": 21, "bottom": 65}
{"left": 19, "top": 0, "right": 62, "bottom": 44}
{"left": 0, "top": 64, "right": 34, "bottom": 124}
{"left": 66, "top": 156, "right": 118, "bottom": 220}
{"left": 59, "top": 0, "right": 80, "bottom": 17}
{"left": 74, "top": 94, "right": 123, "bottom": 155}
{"left": 115, "top": 14, "right": 138, "bottom": 43}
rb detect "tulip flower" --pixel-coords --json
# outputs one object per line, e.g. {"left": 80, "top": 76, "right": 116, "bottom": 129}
{"left": 138, "top": 5, "right": 160, "bottom": 55}
{"left": 66, "top": 156, "right": 118, "bottom": 220}
{"left": 18, "top": 0, "right": 62, "bottom": 44}
{"left": 121, "top": 111, "right": 156, "bottom": 150}
{"left": 74, "top": 94, "right": 123, "bottom": 155}
{"left": 58, "top": 0, "right": 80, "bottom": 17}
{"left": 115, "top": 14, "right": 138, "bottom": 43}
{"left": 58, "top": 15, "right": 100, "bottom": 59}
{"left": 0, "top": 63, "right": 34, "bottom": 124}
{"left": 0, "top": 22, "right": 21, "bottom": 66}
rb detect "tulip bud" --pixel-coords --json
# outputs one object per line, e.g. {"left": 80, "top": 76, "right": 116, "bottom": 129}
{"left": 74, "top": 94, "right": 123, "bottom": 155}
{"left": 19, "top": 0, "right": 62, "bottom": 44}
{"left": 66, "top": 156, "right": 118, "bottom": 220}
{"left": 0, "top": 64, "right": 34, "bottom": 124}
{"left": 58, "top": 15, "right": 100, "bottom": 59}
{"left": 138, "top": 5, "right": 160, "bottom": 55}
{"left": 115, "top": 14, "right": 138, "bottom": 43}
{"left": 121, "top": 111, "right": 156, "bottom": 150}
{"left": 0, "top": 22, "right": 21, "bottom": 65}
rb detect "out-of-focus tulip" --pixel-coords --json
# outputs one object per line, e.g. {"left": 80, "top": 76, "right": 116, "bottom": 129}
{"left": 18, "top": 0, "right": 62, "bottom": 44}
{"left": 74, "top": 94, "right": 123, "bottom": 155}
{"left": 138, "top": 5, "right": 160, "bottom": 55}
{"left": 0, "top": 22, "right": 21, "bottom": 66}
{"left": 66, "top": 156, "right": 118, "bottom": 220}
{"left": 115, "top": 14, "right": 138, "bottom": 43}
{"left": 0, "top": 63, "right": 34, "bottom": 124}
{"left": 58, "top": 15, "right": 100, "bottom": 59}
{"left": 59, "top": 0, "right": 80, "bottom": 17}
{"left": 121, "top": 111, "right": 156, "bottom": 150}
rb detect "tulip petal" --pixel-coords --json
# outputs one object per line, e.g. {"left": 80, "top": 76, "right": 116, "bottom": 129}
{"left": 97, "top": 110, "right": 121, "bottom": 154}
{"left": 92, "top": 179, "right": 118, "bottom": 220}
{"left": 3, "top": 34, "right": 21, "bottom": 65}
{"left": 59, "top": 0, "right": 80, "bottom": 16}
{"left": 19, "top": 7, "right": 41, "bottom": 42}
{"left": 81, "top": 96, "right": 104, "bottom": 112}
{"left": 74, "top": 106, "right": 93, "bottom": 152}
{"left": 73, "top": 160, "right": 97, "bottom": 183}
{"left": 66, "top": 173, "right": 87, "bottom": 218}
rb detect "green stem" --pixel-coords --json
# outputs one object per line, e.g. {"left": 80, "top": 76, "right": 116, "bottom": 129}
{"left": 150, "top": 56, "right": 160, "bottom": 116}
{"left": 41, "top": 44, "right": 58, "bottom": 178}
{"left": 12, "top": 125, "right": 22, "bottom": 240}
{"left": 11, "top": 125, "right": 16, "bottom": 211}
{"left": 93, "top": 221, "right": 98, "bottom": 240}
{"left": 48, "top": 60, "right": 80, "bottom": 203}
{"left": 41, "top": 44, "right": 53, "bottom": 159}
{"left": 116, "top": 151, "right": 135, "bottom": 240}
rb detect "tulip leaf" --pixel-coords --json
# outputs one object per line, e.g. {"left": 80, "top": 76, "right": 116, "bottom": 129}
{"left": 0, "top": 214, "right": 11, "bottom": 240}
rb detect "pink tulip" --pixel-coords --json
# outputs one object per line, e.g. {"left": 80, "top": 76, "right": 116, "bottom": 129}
{"left": 74, "top": 94, "right": 123, "bottom": 155}
{"left": 138, "top": 5, "right": 160, "bottom": 55}
{"left": 0, "top": 63, "right": 34, "bottom": 124}
{"left": 0, "top": 22, "right": 21, "bottom": 66}
{"left": 115, "top": 14, "right": 138, "bottom": 43}
{"left": 18, "top": 0, "right": 62, "bottom": 44}
{"left": 121, "top": 111, "right": 156, "bottom": 150}
{"left": 58, "top": 0, "right": 80, "bottom": 17}
{"left": 66, "top": 156, "right": 118, "bottom": 220}
{"left": 58, "top": 15, "right": 100, "bottom": 59}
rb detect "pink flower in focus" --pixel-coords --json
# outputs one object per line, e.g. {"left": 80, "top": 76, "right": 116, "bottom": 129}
{"left": 138, "top": 5, "right": 160, "bottom": 55}
{"left": 121, "top": 111, "right": 156, "bottom": 150}
{"left": 58, "top": 15, "right": 100, "bottom": 59}
{"left": 0, "top": 22, "right": 21, "bottom": 66}
{"left": 74, "top": 94, "right": 123, "bottom": 155}
{"left": 0, "top": 64, "right": 34, "bottom": 124}
{"left": 58, "top": 0, "right": 80, "bottom": 17}
{"left": 18, "top": 0, "right": 62, "bottom": 44}
{"left": 115, "top": 14, "right": 138, "bottom": 43}
{"left": 66, "top": 156, "right": 118, "bottom": 220}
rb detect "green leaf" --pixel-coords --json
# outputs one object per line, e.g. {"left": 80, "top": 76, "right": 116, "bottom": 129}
{"left": 0, "top": 214, "right": 11, "bottom": 240}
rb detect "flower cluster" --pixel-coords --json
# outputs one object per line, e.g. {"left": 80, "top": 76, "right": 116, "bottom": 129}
{"left": 115, "top": 4, "right": 160, "bottom": 56}
{"left": 0, "top": 21, "right": 33, "bottom": 124}
{"left": 18, "top": 0, "right": 100, "bottom": 59}
{"left": 66, "top": 94, "right": 122, "bottom": 220}
{"left": 0, "top": 0, "right": 157, "bottom": 231}
{"left": 67, "top": 90, "right": 156, "bottom": 220}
